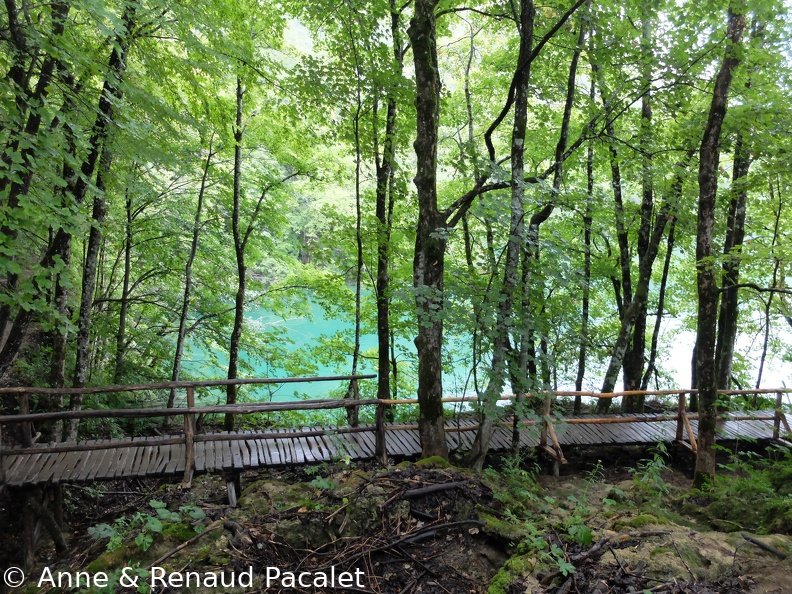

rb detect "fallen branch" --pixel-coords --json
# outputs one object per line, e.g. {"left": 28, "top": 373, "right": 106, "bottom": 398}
{"left": 148, "top": 521, "right": 222, "bottom": 568}
{"left": 741, "top": 533, "right": 788, "bottom": 559}
{"left": 403, "top": 481, "right": 470, "bottom": 498}
{"left": 540, "top": 530, "right": 672, "bottom": 585}
{"left": 672, "top": 539, "right": 696, "bottom": 582}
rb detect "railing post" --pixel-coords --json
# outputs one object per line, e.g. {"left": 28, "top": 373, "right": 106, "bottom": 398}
{"left": 20, "top": 393, "right": 32, "bottom": 447}
{"left": 511, "top": 392, "right": 525, "bottom": 455}
{"left": 676, "top": 392, "right": 686, "bottom": 442}
{"left": 774, "top": 391, "right": 783, "bottom": 440}
{"left": 539, "top": 393, "right": 551, "bottom": 449}
{"left": 181, "top": 387, "right": 196, "bottom": 488}
{"left": 375, "top": 399, "right": 387, "bottom": 465}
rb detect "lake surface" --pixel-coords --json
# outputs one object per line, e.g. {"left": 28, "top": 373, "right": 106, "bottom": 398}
{"left": 184, "top": 299, "right": 479, "bottom": 405}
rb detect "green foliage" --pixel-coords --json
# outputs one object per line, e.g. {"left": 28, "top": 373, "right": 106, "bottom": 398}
{"left": 514, "top": 521, "right": 576, "bottom": 577}
{"left": 629, "top": 444, "right": 670, "bottom": 507}
{"left": 483, "top": 454, "right": 544, "bottom": 517}
{"left": 309, "top": 476, "right": 337, "bottom": 491}
{"left": 0, "top": 0, "right": 790, "bottom": 457}
{"left": 88, "top": 500, "right": 204, "bottom": 555}
{"left": 683, "top": 448, "right": 792, "bottom": 534}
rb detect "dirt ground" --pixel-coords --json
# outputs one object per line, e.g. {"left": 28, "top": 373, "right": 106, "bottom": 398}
{"left": 2, "top": 449, "right": 792, "bottom": 594}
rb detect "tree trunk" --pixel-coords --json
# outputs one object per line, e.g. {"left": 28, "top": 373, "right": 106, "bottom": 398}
{"left": 68, "top": 6, "right": 135, "bottom": 439}
{"left": 467, "top": 0, "right": 535, "bottom": 471}
{"left": 642, "top": 216, "right": 676, "bottom": 390}
{"left": 693, "top": 1, "right": 746, "bottom": 489}
{"left": 574, "top": 77, "right": 596, "bottom": 414}
{"left": 714, "top": 134, "right": 749, "bottom": 389}
{"left": 225, "top": 77, "right": 246, "bottom": 432}
{"left": 169, "top": 138, "right": 215, "bottom": 410}
{"left": 374, "top": 0, "right": 404, "bottom": 422}
{"left": 113, "top": 192, "right": 133, "bottom": 384}
{"left": 408, "top": 0, "right": 448, "bottom": 458}
{"left": 593, "top": 61, "right": 630, "bottom": 413}
{"left": 69, "top": 146, "right": 112, "bottom": 440}
{"left": 755, "top": 179, "right": 782, "bottom": 391}
{"left": 622, "top": 5, "right": 656, "bottom": 412}
{"left": 346, "top": 104, "right": 363, "bottom": 428}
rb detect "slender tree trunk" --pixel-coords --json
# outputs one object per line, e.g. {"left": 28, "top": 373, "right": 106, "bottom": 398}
{"left": 47, "top": 241, "right": 71, "bottom": 443}
{"left": 693, "top": 2, "right": 746, "bottom": 489}
{"left": 622, "top": 6, "right": 656, "bottom": 412}
{"left": 169, "top": 138, "right": 215, "bottom": 410}
{"left": 374, "top": 98, "right": 395, "bottom": 418}
{"left": 69, "top": 145, "right": 113, "bottom": 440}
{"left": 594, "top": 63, "right": 630, "bottom": 413}
{"left": 467, "top": 0, "right": 535, "bottom": 471}
{"left": 113, "top": 192, "right": 133, "bottom": 384}
{"left": 67, "top": 7, "right": 135, "bottom": 439}
{"left": 460, "top": 23, "right": 488, "bottom": 404}
{"left": 755, "top": 179, "right": 782, "bottom": 392}
{"left": 574, "top": 78, "right": 596, "bottom": 414}
{"left": 595, "top": 98, "right": 676, "bottom": 414}
{"left": 346, "top": 103, "right": 363, "bottom": 428}
{"left": 225, "top": 77, "right": 245, "bottom": 432}
{"left": 375, "top": 0, "right": 404, "bottom": 421}
{"left": 408, "top": 0, "right": 448, "bottom": 458}
{"left": 641, "top": 216, "right": 676, "bottom": 390}
{"left": 714, "top": 134, "right": 750, "bottom": 389}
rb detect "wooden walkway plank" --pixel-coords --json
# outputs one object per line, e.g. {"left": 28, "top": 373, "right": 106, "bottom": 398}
{"left": 386, "top": 426, "right": 414, "bottom": 455}
{"left": 154, "top": 443, "right": 172, "bottom": 474}
{"left": 204, "top": 434, "right": 218, "bottom": 470}
{"left": 18, "top": 453, "right": 45, "bottom": 484}
{"left": 274, "top": 432, "right": 290, "bottom": 465}
{"left": 213, "top": 437, "right": 227, "bottom": 470}
{"left": 305, "top": 435, "right": 326, "bottom": 462}
{"left": 230, "top": 439, "right": 244, "bottom": 469}
{"left": 257, "top": 439, "right": 273, "bottom": 466}
{"left": 245, "top": 435, "right": 260, "bottom": 468}
{"left": 350, "top": 432, "right": 374, "bottom": 458}
{"left": 86, "top": 447, "right": 112, "bottom": 481}
{"left": 171, "top": 444, "right": 186, "bottom": 474}
{"left": 290, "top": 432, "right": 305, "bottom": 463}
{"left": 295, "top": 436, "right": 313, "bottom": 464}
{"left": 37, "top": 452, "right": 69, "bottom": 485}
{"left": 4, "top": 410, "right": 790, "bottom": 486}
{"left": 266, "top": 438, "right": 281, "bottom": 465}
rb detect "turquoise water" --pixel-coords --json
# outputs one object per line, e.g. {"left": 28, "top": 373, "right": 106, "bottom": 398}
{"left": 184, "top": 300, "right": 390, "bottom": 403}
{"left": 184, "top": 300, "right": 474, "bottom": 404}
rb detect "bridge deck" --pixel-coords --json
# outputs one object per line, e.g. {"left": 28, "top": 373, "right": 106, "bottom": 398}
{"left": 2, "top": 411, "right": 788, "bottom": 487}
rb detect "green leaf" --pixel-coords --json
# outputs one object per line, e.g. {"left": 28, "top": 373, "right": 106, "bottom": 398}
{"left": 145, "top": 516, "right": 163, "bottom": 533}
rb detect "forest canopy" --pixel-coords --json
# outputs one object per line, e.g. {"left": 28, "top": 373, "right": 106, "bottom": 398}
{"left": 1, "top": 0, "right": 791, "bottom": 479}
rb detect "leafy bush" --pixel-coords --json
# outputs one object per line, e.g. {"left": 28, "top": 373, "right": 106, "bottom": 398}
{"left": 684, "top": 447, "right": 792, "bottom": 534}
{"left": 88, "top": 500, "right": 206, "bottom": 553}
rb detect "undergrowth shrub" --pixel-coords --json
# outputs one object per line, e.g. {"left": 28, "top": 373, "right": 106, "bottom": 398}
{"left": 685, "top": 447, "right": 792, "bottom": 534}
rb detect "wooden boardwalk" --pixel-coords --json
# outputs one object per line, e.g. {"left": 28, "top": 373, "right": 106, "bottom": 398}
{"left": 3, "top": 411, "right": 789, "bottom": 487}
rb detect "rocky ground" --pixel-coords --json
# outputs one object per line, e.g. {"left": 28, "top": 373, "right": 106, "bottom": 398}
{"left": 2, "top": 448, "right": 792, "bottom": 593}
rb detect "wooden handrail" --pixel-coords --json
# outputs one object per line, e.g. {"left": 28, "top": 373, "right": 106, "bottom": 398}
{"left": 1, "top": 380, "right": 788, "bottom": 490}
{"left": 0, "top": 374, "right": 377, "bottom": 396}
{"left": 0, "top": 374, "right": 378, "bottom": 489}
{"left": 0, "top": 397, "right": 382, "bottom": 424}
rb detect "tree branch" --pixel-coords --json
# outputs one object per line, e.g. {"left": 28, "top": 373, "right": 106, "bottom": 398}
{"left": 721, "top": 283, "right": 792, "bottom": 296}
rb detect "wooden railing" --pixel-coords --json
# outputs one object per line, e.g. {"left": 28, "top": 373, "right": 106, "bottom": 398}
{"left": 1, "top": 381, "right": 790, "bottom": 488}
{"left": 373, "top": 388, "right": 792, "bottom": 464}
{"left": 0, "top": 375, "right": 378, "bottom": 488}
